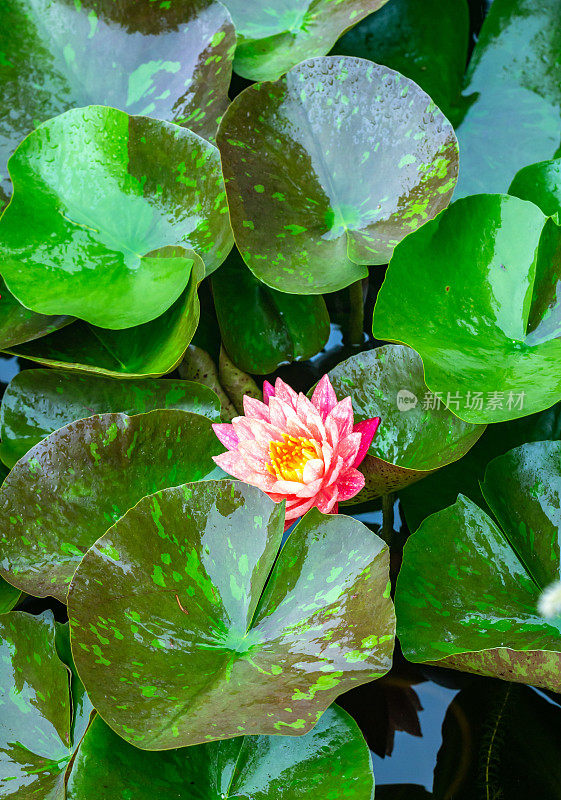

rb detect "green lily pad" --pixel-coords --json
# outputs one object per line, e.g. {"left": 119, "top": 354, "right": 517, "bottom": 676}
{"left": 433, "top": 680, "right": 561, "bottom": 800}
{"left": 373, "top": 193, "right": 561, "bottom": 424}
{"left": 0, "top": 278, "right": 72, "bottom": 349}
{"left": 212, "top": 248, "right": 330, "bottom": 373}
{"left": 0, "top": 105, "right": 232, "bottom": 328}
{"left": 0, "top": 0, "right": 236, "bottom": 205}
{"left": 400, "top": 400, "right": 561, "bottom": 532}
{"left": 222, "top": 0, "right": 389, "bottom": 81}
{"left": 396, "top": 440, "right": 561, "bottom": 692}
{"left": 324, "top": 345, "right": 485, "bottom": 500}
{"left": 0, "top": 579, "right": 19, "bottom": 613}
{"left": 0, "top": 369, "right": 221, "bottom": 468}
{"left": 68, "top": 479, "right": 395, "bottom": 749}
{"left": 217, "top": 56, "right": 458, "bottom": 294}
{"left": 509, "top": 156, "right": 561, "bottom": 216}
{"left": 332, "top": 0, "right": 469, "bottom": 123}
{"left": 0, "top": 609, "right": 375, "bottom": 799}
{"left": 5, "top": 257, "right": 204, "bottom": 377}
{"left": 0, "top": 409, "right": 223, "bottom": 602}
{"left": 453, "top": 0, "right": 561, "bottom": 197}
{"left": 0, "top": 611, "right": 72, "bottom": 798}
{"left": 66, "top": 704, "right": 374, "bottom": 800}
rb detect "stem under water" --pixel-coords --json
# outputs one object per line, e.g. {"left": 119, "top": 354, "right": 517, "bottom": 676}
{"left": 382, "top": 492, "right": 396, "bottom": 546}
{"left": 347, "top": 279, "right": 365, "bottom": 346}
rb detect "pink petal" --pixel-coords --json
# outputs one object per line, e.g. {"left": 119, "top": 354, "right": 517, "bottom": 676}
{"left": 212, "top": 423, "right": 239, "bottom": 450}
{"left": 336, "top": 468, "right": 365, "bottom": 501}
{"left": 311, "top": 374, "right": 338, "bottom": 420}
{"left": 352, "top": 417, "right": 381, "bottom": 467}
{"left": 285, "top": 496, "right": 317, "bottom": 520}
{"left": 213, "top": 452, "right": 276, "bottom": 492}
{"left": 263, "top": 380, "right": 275, "bottom": 404}
{"left": 330, "top": 502, "right": 339, "bottom": 516}
{"left": 268, "top": 397, "right": 291, "bottom": 430}
{"left": 325, "top": 455, "right": 345, "bottom": 487}
{"left": 302, "top": 458, "right": 325, "bottom": 483}
{"left": 233, "top": 417, "right": 284, "bottom": 446}
{"left": 335, "top": 431, "right": 361, "bottom": 465}
{"left": 326, "top": 397, "right": 354, "bottom": 439}
{"left": 315, "top": 488, "right": 339, "bottom": 514}
{"left": 243, "top": 395, "right": 271, "bottom": 422}
{"left": 274, "top": 378, "right": 299, "bottom": 410}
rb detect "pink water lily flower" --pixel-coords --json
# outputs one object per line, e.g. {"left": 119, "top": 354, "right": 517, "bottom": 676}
{"left": 212, "top": 375, "right": 381, "bottom": 528}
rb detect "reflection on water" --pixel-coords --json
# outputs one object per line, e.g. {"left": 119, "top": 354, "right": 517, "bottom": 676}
{"left": 371, "top": 680, "right": 457, "bottom": 790}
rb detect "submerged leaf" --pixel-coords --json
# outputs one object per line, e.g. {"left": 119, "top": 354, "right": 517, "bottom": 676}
{"left": 68, "top": 479, "right": 395, "bottom": 749}
{"left": 212, "top": 248, "right": 330, "bottom": 373}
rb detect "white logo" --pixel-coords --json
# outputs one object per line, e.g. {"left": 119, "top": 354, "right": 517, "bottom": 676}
{"left": 397, "top": 389, "right": 418, "bottom": 412}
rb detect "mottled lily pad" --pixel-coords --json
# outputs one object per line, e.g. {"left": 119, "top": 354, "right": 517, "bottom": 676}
{"left": 0, "top": 410, "right": 223, "bottom": 602}
{"left": 324, "top": 345, "right": 485, "bottom": 500}
{"left": 217, "top": 56, "right": 458, "bottom": 294}
{"left": 400, "top": 400, "right": 561, "bottom": 532}
{"left": 373, "top": 193, "right": 561, "bottom": 423}
{"left": 0, "top": 611, "right": 73, "bottom": 798}
{"left": 0, "top": 370, "right": 220, "bottom": 468}
{"left": 5, "top": 258, "right": 204, "bottom": 378}
{"left": 66, "top": 705, "right": 374, "bottom": 800}
{"left": 222, "top": 0, "right": 389, "bottom": 81}
{"left": 453, "top": 0, "right": 561, "bottom": 197}
{"left": 332, "top": 0, "right": 469, "bottom": 123}
{"left": 0, "top": 105, "right": 232, "bottom": 328}
{"left": 0, "top": 0, "right": 236, "bottom": 205}
{"left": 0, "top": 611, "right": 375, "bottom": 799}
{"left": 212, "top": 248, "right": 330, "bottom": 373}
{"left": 68, "top": 479, "right": 395, "bottom": 749}
{"left": 396, "top": 440, "right": 561, "bottom": 693}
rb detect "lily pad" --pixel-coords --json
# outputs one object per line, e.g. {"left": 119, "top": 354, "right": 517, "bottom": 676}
{"left": 66, "top": 704, "right": 374, "bottom": 800}
{"left": 324, "top": 345, "right": 485, "bottom": 500}
{"left": 400, "top": 400, "right": 561, "bottom": 532}
{"left": 222, "top": 0, "right": 389, "bottom": 81}
{"left": 0, "top": 0, "right": 236, "bottom": 205}
{"left": 373, "top": 193, "right": 561, "bottom": 423}
{"left": 396, "top": 440, "right": 561, "bottom": 693}
{"left": 68, "top": 479, "right": 395, "bottom": 749}
{"left": 0, "top": 611, "right": 375, "bottom": 799}
{"left": 332, "top": 0, "right": 469, "bottom": 123}
{"left": 0, "top": 409, "right": 223, "bottom": 602}
{"left": 5, "top": 258, "right": 204, "bottom": 378}
{"left": 212, "top": 248, "right": 330, "bottom": 373}
{"left": 509, "top": 156, "right": 561, "bottom": 216}
{"left": 217, "top": 56, "right": 458, "bottom": 294}
{"left": 0, "top": 105, "right": 232, "bottom": 328}
{"left": 0, "top": 278, "right": 72, "bottom": 350}
{"left": 453, "top": 0, "right": 561, "bottom": 197}
{"left": 0, "top": 611, "right": 73, "bottom": 798}
{"left": 0, "top": 370, "right": 221, "bottom": 468}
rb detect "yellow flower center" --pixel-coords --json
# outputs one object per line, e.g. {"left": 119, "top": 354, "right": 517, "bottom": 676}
{"left": 266, "top": 434, "right": 320, "bottom": 482}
